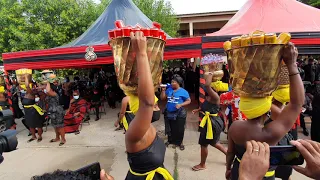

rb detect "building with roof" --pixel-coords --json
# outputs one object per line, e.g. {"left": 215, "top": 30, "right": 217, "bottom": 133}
{"left": 176, "top": 11, "right": 237, "bottom": 37}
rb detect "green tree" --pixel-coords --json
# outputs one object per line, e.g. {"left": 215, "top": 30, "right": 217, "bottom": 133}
{"left": 299, "top": 0, "right": 320, "bottom": 8}
{"left": 99, "top": 0, "right": 180, "bottom": 37}
{"left": 21, "top": 0, "right": 101, "bottom": 50}
{"left": 0, "top": 0, "right": 27, "bottom": 59}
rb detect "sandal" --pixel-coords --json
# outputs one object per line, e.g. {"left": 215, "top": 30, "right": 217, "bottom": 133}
{"left": 27, "top": 138, "right": 36, "bottom": 143}
{"left": 192, "top": 165, "right": 206, "bottom": 171}
{"left": 179, "top": 145, "right": 185, "bottom": 151}
{"left": 37, "top": 137, "right": 43, "bottom": 142}
{"left": 59, "top": 142, "right": 65, "bottom": 146}
{"left": 50, "top": 139, "right": 59, "bottom": 143}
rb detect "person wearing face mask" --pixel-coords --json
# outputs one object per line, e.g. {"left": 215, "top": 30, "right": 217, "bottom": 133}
{"left": 46, "top": 80, "right": 66, "bottom": 146}
{"left": 22, "top": 75, "right": 44, "bottom": 143}
{"left": 64, "top": 90, "right": 88, "bottom": 134}
{"left": 91, "top": 88, "right": 101, "bottom": 121}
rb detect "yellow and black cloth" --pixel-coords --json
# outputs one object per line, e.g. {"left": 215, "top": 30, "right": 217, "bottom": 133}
{"left": 126, "top": 136, "right": 173, "bottom": 180}
{"left": 198, "top": 101, "right": 224, "bottom": 146}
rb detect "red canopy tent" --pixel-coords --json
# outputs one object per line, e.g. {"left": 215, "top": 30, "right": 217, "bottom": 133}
{"left": 199, "top": 0, "right": 320, "bottom": 104}
{"left": 202, "top": 0, "right": 320, "bottom": 55}
{"left": 2, "top": 0, "right": 202, "bottom": 71}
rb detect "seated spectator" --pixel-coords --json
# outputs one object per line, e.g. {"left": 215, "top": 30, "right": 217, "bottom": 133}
{"left": 64, "top": 90, "right": 88, "bottom": 134}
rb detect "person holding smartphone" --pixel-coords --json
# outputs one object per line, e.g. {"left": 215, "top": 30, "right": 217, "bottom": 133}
{"left": 226, "top": 43, "right": 305, "bottom": 180}
{"left": 160, "top": 74, "right": 191, "bottom": 151}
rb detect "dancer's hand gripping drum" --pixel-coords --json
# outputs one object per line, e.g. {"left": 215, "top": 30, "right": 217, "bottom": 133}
{"left": 224, "top": 31, "right": 291, "bottom": 97}
{"left": 108, "top": 21, "right": 166, "bottom": 95}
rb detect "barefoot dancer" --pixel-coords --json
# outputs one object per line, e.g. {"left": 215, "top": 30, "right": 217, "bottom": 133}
{"left": 192, "top": 72, "right": 227, "bottom": 171}
{"left": 22, "top": 75, "right": 44, "bottom": 143}
{"left": 226, "top": 43, "right": 304, "bottom": 180}
{"left": 125, "top": 31, "right": 173, "bottom": 179}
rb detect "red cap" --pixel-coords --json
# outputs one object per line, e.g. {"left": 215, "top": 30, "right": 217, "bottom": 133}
{"left": 115, "top": 20, "right": 124, "bottom": 28}
{"left": 114, "top": 29, "right": 123, "bottom": 38}
{"left": 141, "top": 28, "right": 150, "bottom": 37}
{"left": 152, "top": 22, "right": 161, "bottom": 29}
{"left": 108, "top": 30, "right": 115, "bottom": 39}
{"left": 150, "top": 28, "right": 160, "bottom": 38}
{"left": 122, "top": 27, "right": 131, "bottom": 37}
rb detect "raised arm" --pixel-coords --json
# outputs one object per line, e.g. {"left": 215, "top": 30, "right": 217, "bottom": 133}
{"left": 115, "top": 97, "right": 129, "bottom": 126}
{"left": 160, "top": 87, "right": 167, "bottom": 100}
{"left": 265, "top": 43, "right": 305, "bottom": 144}
{"left": 204, "top": 72, "right": 220, "bottom": 104}
{"left": 126, "top": 32, "right": 155, "bottom": 143}
{"left": 25, "top": 75, "right": 33, "bottom": 94}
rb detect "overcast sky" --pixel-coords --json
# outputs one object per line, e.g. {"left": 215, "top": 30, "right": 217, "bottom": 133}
{"left": 93, "top": 0, "right": 248, "bottom": 14}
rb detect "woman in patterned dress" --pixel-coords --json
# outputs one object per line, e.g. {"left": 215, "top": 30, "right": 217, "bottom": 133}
{"left": 46, "top": 82, "right": 66, "bottom": 146}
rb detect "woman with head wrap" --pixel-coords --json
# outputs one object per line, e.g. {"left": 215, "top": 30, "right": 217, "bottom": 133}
{"left": 124, "top": 32, "right": 173, "bottom": 179}
{"left": 46, "top": 79, "right": 66, "bottom": 146}
{"left": 191, "top": 72, "right": 227, "bottom": 171}
{"left": 226, "top": 43, "right": 305, "bottom": 180}
{"left": 160, "top": 74, "right": 191, "bottom": 151}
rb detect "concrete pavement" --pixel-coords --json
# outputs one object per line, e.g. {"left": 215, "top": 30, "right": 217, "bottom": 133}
{"left": 0, "top": 104, "right": 312, "bottom": 180}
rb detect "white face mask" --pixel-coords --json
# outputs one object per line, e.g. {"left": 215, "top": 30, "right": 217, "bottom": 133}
{"left": 35, "top": 97, "right": 40, "bottom": 102}
{"left": 44, "top": 89, "right": 47, "bottom": 94}
{"left": 20, "top": 90, "right": 25, "bottom": 93}
{"left": 73, "top": 95, "right": 79, "bottom": 100}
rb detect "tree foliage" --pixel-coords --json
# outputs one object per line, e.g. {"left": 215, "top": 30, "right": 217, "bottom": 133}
{"left": 300, "top": 0, "right": 320, "bottom": 8}
{"left": 0, "top": 0, "right": 101, "bottom": 60}
{"left": 0, "top": 0, "right": 179, "bottom": 62}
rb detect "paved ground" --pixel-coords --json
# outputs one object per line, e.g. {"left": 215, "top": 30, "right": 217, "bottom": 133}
{"left": 0, "top": 100, "right": 312, "bottom": 180}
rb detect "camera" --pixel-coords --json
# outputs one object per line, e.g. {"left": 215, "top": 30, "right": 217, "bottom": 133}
{"left": 0, "top": 109, "right": 18, "bottom": 164}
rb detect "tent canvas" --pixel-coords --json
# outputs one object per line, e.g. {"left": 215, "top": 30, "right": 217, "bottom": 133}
{"left": 2, "top": 0, "right": 202, "bottom": 70}
{"left": 207, "top": 0, "right": 320, "bottom": 36}
{"left": 63, "top": 0, "right": 171, "bottom": 47}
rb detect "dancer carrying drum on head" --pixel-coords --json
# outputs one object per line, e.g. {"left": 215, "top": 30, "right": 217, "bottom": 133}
{"left": 192, "top": 72, "right": 227, "bottom": 171}
{"left": 226, "top": 43, "right": 304, "bottom": 180}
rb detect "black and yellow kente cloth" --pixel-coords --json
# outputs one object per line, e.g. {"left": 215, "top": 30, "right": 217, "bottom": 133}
{"left": 199, "top": 111, "right": 218, "bottom": 139}
{"left": 23, "top": 105, "right": 44, "bottom": 116}
{"left": 129, "top": 167, "right": 174, "bottom": 180}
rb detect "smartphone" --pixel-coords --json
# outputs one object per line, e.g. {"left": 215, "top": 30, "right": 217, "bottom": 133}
{"left": 75, "top": 162, "right": 101, "bottom": 180}
{"left": 270, "top": 145, "right": 304, "bottom": 166}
